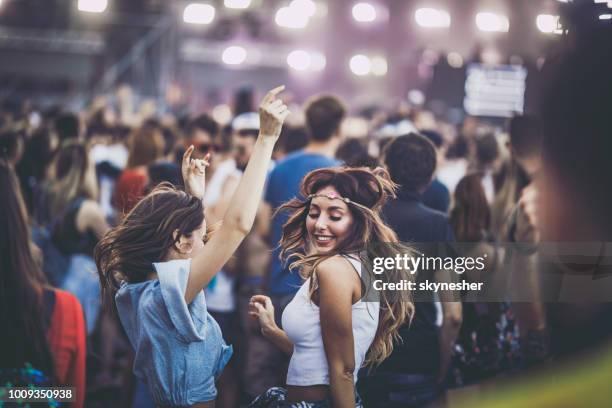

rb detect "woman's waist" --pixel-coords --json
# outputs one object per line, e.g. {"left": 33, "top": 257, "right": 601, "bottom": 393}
{"left": 286, "top": 384, "right": 329, "bottom": 403}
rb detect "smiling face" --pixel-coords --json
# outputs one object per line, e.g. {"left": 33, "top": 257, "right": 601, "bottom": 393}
{"left": 306, "top": 185, "right": 354, "bottom": 254}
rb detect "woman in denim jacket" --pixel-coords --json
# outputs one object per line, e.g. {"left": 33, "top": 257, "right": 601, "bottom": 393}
{"left": 95, "top": 87, "right": 289, "bottom": 407}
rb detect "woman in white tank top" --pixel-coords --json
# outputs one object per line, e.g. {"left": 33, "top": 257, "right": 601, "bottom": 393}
{"left": 249, "top": 167, "right": 415, "bottom": 407}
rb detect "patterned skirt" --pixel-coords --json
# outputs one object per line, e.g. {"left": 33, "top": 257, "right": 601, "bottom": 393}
{"left": 248, "top": 387, "right": 363, "bottom": 408}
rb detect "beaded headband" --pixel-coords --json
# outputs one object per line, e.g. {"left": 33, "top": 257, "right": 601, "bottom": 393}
{"left": 306, "top": 192, "right": 373, "bottom": 212}
{"left": 307, "top": 192, "right": 351, "bottom": 203}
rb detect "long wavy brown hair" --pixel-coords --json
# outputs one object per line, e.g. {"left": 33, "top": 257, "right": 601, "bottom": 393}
{"left": 450, "top": 173, "right": 491, "bottom": 242}
{"left": 0, "top": 159, "right": 55, "bottom": 379}
{"left": 95, "top": 183, "right": 205, "bottom": 303}
{"left": 277, "top": 166, "right": 415, "bottom": 366}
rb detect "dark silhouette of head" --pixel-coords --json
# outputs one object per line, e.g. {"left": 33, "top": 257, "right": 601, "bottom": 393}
{"left": 384, "top": 133, "right": 437, "bottom": 193}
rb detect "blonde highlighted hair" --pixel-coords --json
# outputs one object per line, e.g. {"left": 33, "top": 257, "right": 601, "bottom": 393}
{"left": 47, "top": 141, "right": 97, "bottom": 218}
{"left": 277, "top": 166, "right": 415, "bottom": 366}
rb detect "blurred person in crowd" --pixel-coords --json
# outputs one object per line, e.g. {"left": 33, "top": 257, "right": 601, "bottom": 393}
{"left": 147, "top": 125, "right": 182, "bottom": 189}
{"left": 437, "top": 134, "right": 470, "bottom": 194}
{"left": 183, "top": 113, "right": 220, "bottom": 162}
{"left": 234, "top": 87, "right": 255, "bottom": 117}
{"left": 358, "top": 133, "right": 459, "bottom": 407}
{"left": 43, "top": 141, "right": 109, "bottom": 254}
{"left": 489, "top": 115, "right": 547, "bottom": 367}
{"left": 382, "top": 134, "right": 454, "bottom": 243}
{"left": 336, "top": 138, "right": 379, "bottom": 169}
{"left": 249, "top": 167, "right": 415, "bottom": 408}
{"left": 112, "top": 124, "right": 165, "bottom": 214}
{"left": 16, "top": 128, "right": 58, "bottom": 215}
{"left": 231, "top": 112, "right": 261, "bottom": 172}
{"left": 420, "top": 129, "right": 451, "bottom": 213}
{"left": 252, "top": 95, "right": 345, "bottom": 397}
{"left": 199, "top": 112, "right": 262, "bottom": 408}
{"left": 471, "top": 132, "right": 500, "bottom": 203}
{"left": 530, "top": 7, "right": 612, "bottom": 360}
{"left": 37, "top": 141, "right": 110, "bottom": 340}
{"left": 450, "top": 173, "right": 493, "bottom": 245}
{"left": 0, "top": 129, "right": 24, "bottom": 168}
{"left": 449, "top": 173, "right": 519, "bottom": 386}
{"left": 0, "top": 159, "right": 86, "bottom": 407}
{"left": 456, "top": 3, "right": 612, "bottom": 406}
{"left": 274, "top": 125, "right": 309, "bottom": 161}
{"left": 95, "top": 87, "right": 289, "bottom": 408}
{"left": 490, "top": 115, "right": 543, "bottom": 240}
{"left": 204, "top": 111, "right": 262, "bottom": 310}
{"left": 54, "top": 112, "right": 82, "bottom": 143}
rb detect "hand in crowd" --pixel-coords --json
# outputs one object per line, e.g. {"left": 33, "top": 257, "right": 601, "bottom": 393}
{"left": 182, "top": 145, "right": 210, "bottom": 200}
{"left": 258, "top": 85, "right": 290, "bottom": 140}
{"left": 248, "top": 295, "right": 277, "bottom": 336}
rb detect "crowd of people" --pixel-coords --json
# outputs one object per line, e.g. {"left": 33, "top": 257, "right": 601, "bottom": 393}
{"left": 1, "top": 3, "right": 611, "bottom": 407}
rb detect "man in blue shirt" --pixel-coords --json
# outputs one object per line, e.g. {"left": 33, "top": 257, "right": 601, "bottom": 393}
{"left": 263, "top": 95, "right": 345, "bottom": 301}
{"left": 244, "top": 95, "right": 345, "bottom": 396}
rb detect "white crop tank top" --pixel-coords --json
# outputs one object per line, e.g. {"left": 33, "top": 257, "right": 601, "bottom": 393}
{"left": 282, "top": 255, "right": 380, "bottom": 386}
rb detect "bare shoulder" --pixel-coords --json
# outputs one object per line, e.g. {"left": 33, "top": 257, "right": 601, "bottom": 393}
{"left": 315, "top": 255, "right": 360, "bottom": 287}
{"left": 79, "top": 199, "right": 103, "bottom": 216}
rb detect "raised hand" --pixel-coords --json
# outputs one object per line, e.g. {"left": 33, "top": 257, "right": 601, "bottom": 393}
{"left": 248, "top": 295, "right": 277, "bottom": 335}
{"left": 182, "top": 145, "right": 210, "bottom": 200}
{"left": 259, "top": 85, "right": 290, "bottom": 140}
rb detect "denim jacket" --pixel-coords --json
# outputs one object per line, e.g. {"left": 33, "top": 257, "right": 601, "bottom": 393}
{"left": 116, "top": 259, "right": 233, "bottom": 406}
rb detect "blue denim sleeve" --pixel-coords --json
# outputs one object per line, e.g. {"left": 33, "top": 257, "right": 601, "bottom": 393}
{"left": 154, "top": 258, "right": 207, "bottom": 343}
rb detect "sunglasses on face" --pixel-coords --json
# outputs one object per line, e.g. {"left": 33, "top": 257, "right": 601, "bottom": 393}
{"left": 194, "top": 143, "right": 221, "bottom": 154}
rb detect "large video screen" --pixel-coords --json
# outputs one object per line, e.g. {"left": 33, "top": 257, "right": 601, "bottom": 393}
{"left": 463, "top": 63, "right": 527, "bottom": 118}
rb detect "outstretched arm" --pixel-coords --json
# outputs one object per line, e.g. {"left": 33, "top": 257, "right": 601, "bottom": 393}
{"left": 184, "top": 86, "right": 289, "bottom": 303}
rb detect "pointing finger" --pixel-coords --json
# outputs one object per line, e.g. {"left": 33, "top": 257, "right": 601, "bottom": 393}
{"left": 262, "top": 85, "right": 285, "bottom": 104}
{"left": 182, "top": 145, "right": 194, "bottom": 170}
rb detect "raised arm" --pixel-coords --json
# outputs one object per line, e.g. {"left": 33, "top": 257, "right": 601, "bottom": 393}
{"left": 319, "top": 257, "right": 362, "bottom": 408}
{"left": 185, "top": 86, "right": 289, "bottom": 303}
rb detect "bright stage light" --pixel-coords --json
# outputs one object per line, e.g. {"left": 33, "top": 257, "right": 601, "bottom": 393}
{"left": 370, "top": 56, "right": 388, "bottom": 76}
{"left": 476, "top": 12, "right": 509, "bottom": 32}
{"left": 222, "top": 46, "right": 247, "bottom": 65}
{"left": 183, "top": 3, "right": 215, "bottom": 24}
{"left": 78, "top": 0, "right": 108, "bottom": 13}
{"left": 536, "top": 14, "right": 560, "bottom": 33}
{"left": 275, "top": 6, "right": 310, "bottom": 29}
{"left": 290, "top": 0, "right": 317, "bottom": 18}
{"left": 287, "top": 50, "right": 312, "bottom": 71}
{"left": 310, "top": 52, "right": 326, "bottom": 71}
{"left": 224, "top": 0, "right": 251, "bottom": 9}
{"left": 352, "top": 3, "right": 377, "bottom": 23}
{"left": 407, "top": 90, "right": 425, "bottom": 106}
{"left": 212, "top": 104, "right": 232, "bottom": 124}
{"left": 349, "top": 54, "right": 372, "bottom": 76}
{"left": 600, "top": 14, "right": 612, "bottom": 20}
{"left": 414, "top": 8, "right": 451, "bottom": 28}
{"left": 287, "top": 50, "right": 325, "bottom": 71}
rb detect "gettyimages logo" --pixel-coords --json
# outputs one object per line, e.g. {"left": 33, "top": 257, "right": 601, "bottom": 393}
{"left": 358, "top": 242, "right": 612, "bottom": 303}
{"left": 372, "top": 253, "right": 487, "bottom": 275}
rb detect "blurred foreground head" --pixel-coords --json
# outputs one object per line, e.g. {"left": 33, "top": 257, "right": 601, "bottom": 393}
{"left": 538, "top": 4, "right": 612, "bottom": 241}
